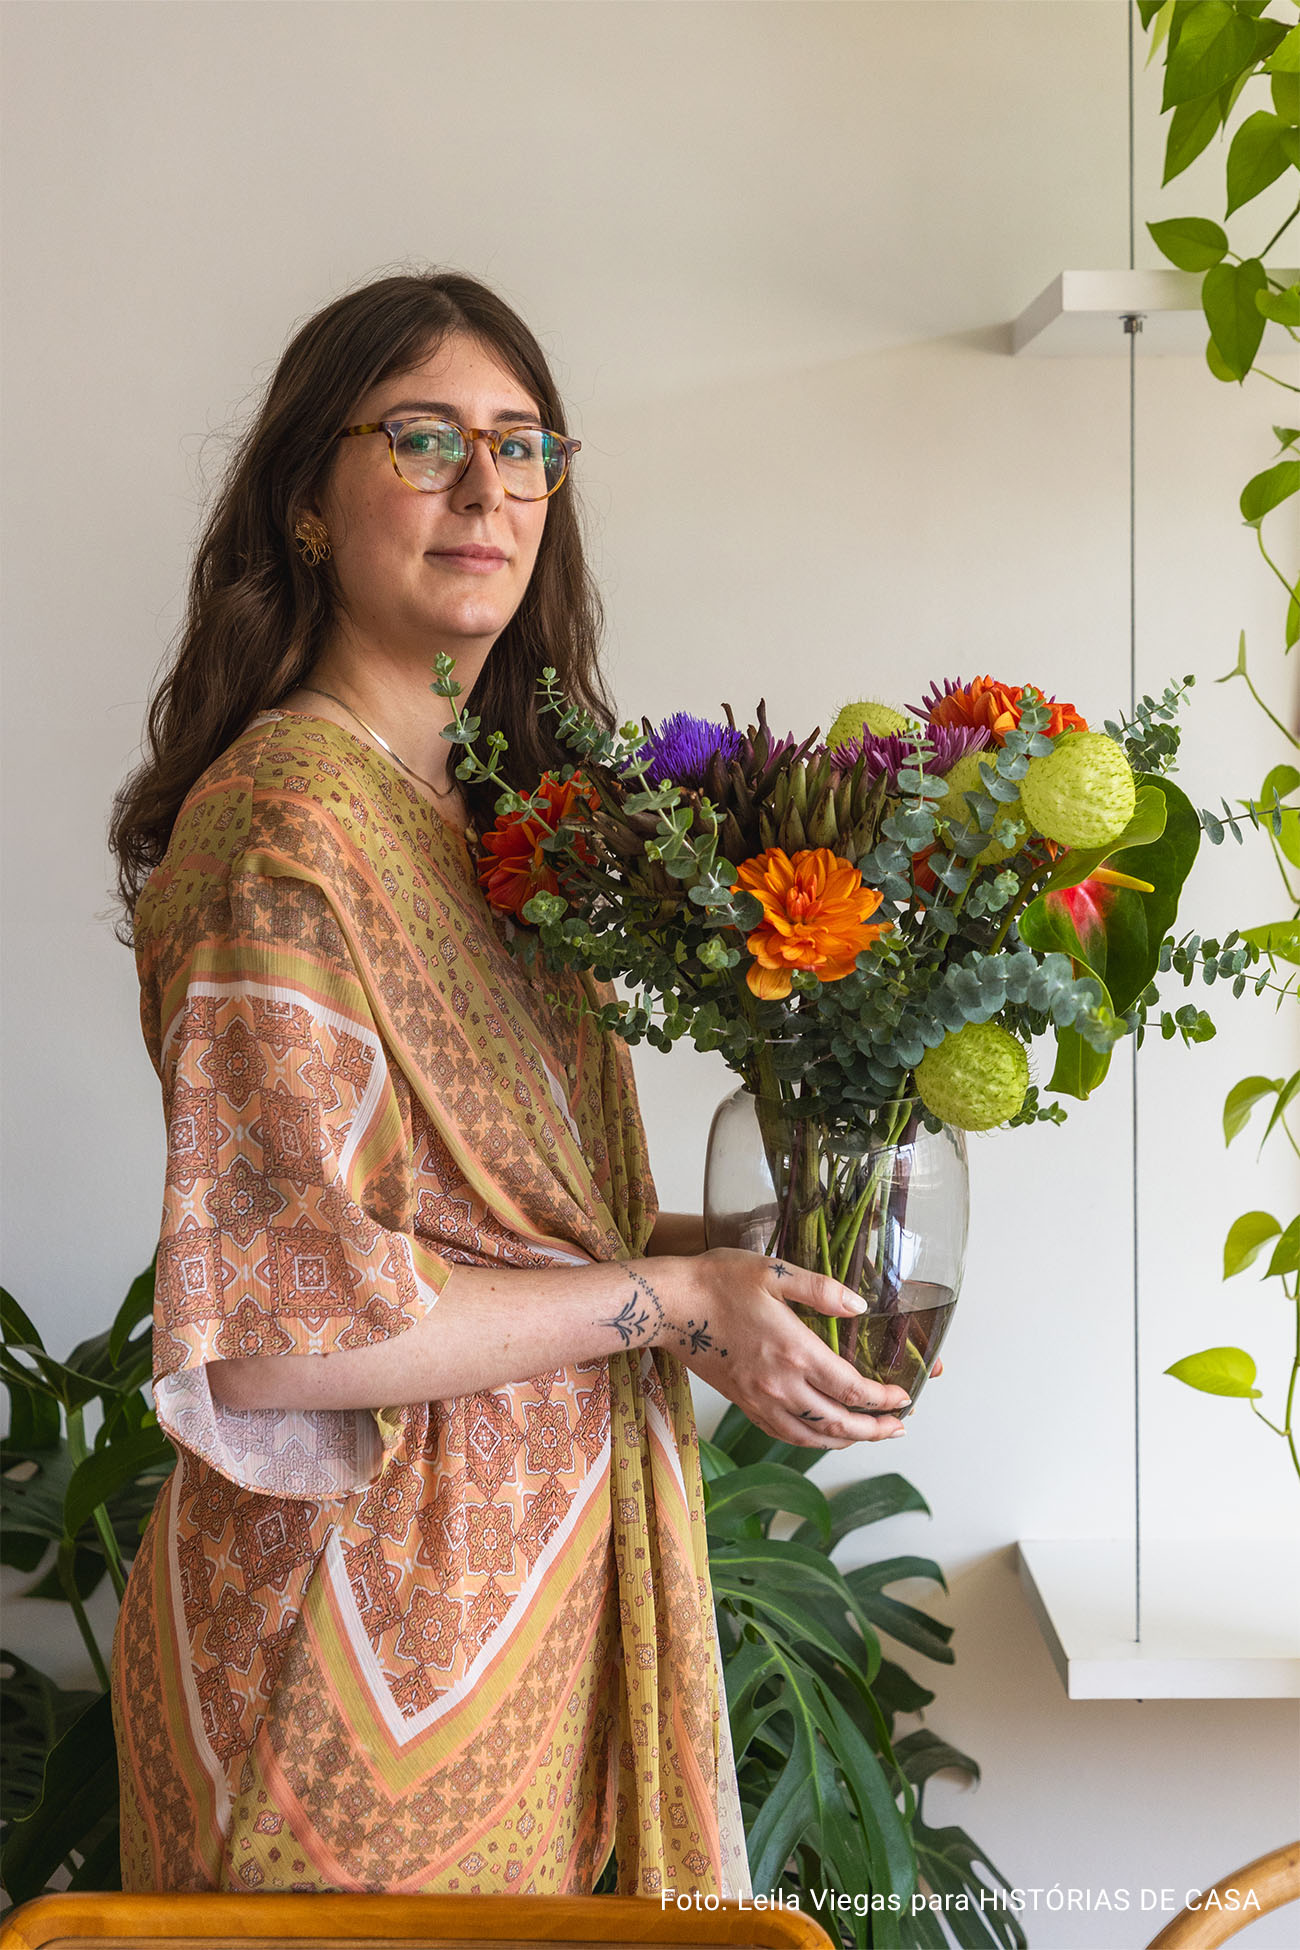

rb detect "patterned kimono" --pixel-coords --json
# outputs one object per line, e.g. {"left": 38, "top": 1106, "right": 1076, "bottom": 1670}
{"left": 110, "top": 709, "right": 752, "bottom": 1900}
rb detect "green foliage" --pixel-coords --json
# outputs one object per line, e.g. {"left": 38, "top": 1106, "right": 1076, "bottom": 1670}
{"left": 1147, "top": 216, "right": 1229, "bottom": 269}
{"left": 1204, "top": 258, "right": 1269, "bottom": 378}
{"left": 1101, "top": 676, "right": 1194, "bottom": 774}
{"left": 1225, "top": 111, "right": 1296, "bottom": 215}
{"left": 1, "top": 1265, "right": 168, "bottom": 1905}
{"left": 1165, "top": 1347, "right": 1262, "bottom": 1398}
{"left": 702, "top": 1411, "right": 1026, "bottom": 1948}
{"left": 0, "top": 1654, "right": 98, "bottom": 1838}
{"left": 1223, "top": 1072, "right": 1291, "bottom": 1141}
{"left": 1223, "top": 1209, "right": 1285, "bottom": 1275}
{"left": 1143, "top": 0, "right": 1300, "bottom": 1491}
{"left": 1240, "top": 459, "right": 1300, "bottom": 525}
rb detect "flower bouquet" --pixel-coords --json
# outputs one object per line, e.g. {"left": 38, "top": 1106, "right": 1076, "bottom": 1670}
{"left": 436, "top": 656, "right": 1254, "bottom": 1418}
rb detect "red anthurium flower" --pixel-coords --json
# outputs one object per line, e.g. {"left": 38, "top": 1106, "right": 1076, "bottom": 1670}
{"left": 476, "top": 771, "right": 600, "bottom": 920}
{"left": 1048, "top": 864, "right": 1155, "bottom": 957}
{"left": 1048, "top": 876, "right": 1114, "bottom": 957}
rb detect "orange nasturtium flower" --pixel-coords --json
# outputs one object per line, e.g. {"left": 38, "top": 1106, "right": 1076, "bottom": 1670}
{"left": 927, "top": 675, "right": 1087, "bottom": 744}
{"left": 476, "top": 771, "right": 600, "bottom": 920}
{"left": 731, "top": 846, "right": 893, "bottom": 1000}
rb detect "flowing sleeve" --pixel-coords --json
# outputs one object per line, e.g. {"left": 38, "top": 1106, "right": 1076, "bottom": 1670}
{"left": 149, "top": 867, "right": 456, "bottom": 1501}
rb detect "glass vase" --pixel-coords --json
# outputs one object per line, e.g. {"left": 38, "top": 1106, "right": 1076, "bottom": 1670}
{"left": 702, "top": 1086, "right": 969, "bottom": 1419}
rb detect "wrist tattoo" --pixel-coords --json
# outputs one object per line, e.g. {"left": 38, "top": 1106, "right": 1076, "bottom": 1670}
{"left": 596, "top": 1267, "right": 727, "bottom": 1358}
{"left": 597, "top": 1267, "right": 668, "bottom": 1347}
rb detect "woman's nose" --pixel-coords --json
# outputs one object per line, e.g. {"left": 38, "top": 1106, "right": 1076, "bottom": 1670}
{"left": 449, "top": 432, "right": 506, "bottom": 513}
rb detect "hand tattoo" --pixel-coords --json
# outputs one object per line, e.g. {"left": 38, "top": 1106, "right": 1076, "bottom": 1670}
{"left": 676, "top": 1317, "right": 727, "bottom": 1357}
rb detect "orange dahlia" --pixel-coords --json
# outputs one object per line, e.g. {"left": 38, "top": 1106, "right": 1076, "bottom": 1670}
{"left": 731, "top": 846, "right": 893, "bottom": 1000}
{"left": 476, "top": 771, "right": 600, "bottom": 920}
{"left": 920, "top": 675, "right": 1087, "bottom": 744}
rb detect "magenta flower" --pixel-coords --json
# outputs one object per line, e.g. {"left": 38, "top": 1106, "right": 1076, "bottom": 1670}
{"left": 826, "top": 722, "right": 990, "bottom": 789}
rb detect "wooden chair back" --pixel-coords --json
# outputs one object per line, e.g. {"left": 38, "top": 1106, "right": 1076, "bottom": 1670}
{"left": 1144, "top": 1841, "right": 1300, "bottom": 1950}
{"left": 0, "top": 1892, "right": 837, "bottom": 1950}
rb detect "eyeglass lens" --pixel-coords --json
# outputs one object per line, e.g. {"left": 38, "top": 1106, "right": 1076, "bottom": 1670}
{"left": 392, "top": 420, "right": 568, "bottom": 499}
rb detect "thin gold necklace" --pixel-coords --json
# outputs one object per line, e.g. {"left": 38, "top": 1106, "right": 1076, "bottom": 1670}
{"left": 295, "top": 684, "right": 469, "bottom": 818}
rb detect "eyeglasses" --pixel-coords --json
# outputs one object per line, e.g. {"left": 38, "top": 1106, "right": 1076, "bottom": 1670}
{"left": 337, "top": 416, "right": 581, "bottom": 501}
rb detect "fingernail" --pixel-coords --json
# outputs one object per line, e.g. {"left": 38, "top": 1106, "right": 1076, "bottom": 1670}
{"left": 848, "top": 1296, "right": 868, "bottom": 1313}
{"left": 896, "top": 1394, "right": 912, "bottom": 1406}
{"left": 889, "top": 1428, "right": 907, "bottom": 1437}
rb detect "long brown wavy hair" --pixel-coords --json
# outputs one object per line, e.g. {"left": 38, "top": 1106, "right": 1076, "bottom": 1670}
{"left": 108, "top": 269, "right": 616, "bottom": 942}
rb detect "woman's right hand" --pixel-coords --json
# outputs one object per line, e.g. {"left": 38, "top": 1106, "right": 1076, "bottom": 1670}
{"left": 653, "top": 1246, "right": 911, "bottom": 1447}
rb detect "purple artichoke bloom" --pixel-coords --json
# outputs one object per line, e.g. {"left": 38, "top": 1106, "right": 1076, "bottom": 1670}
{"left": 625, "top": 712, "right": 747, "bottom": 787}
{"left": 827, "top": 721, "right": 990, "bottom": 789}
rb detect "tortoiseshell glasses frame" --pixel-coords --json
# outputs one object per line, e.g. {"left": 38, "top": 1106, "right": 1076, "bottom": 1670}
{"left": 337, "top": 416, "right": 581, "bottom": 501}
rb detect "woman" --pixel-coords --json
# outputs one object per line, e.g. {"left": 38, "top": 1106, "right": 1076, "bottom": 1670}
{"left": 107, "top": 270, "right": 910, "bottom": 1900}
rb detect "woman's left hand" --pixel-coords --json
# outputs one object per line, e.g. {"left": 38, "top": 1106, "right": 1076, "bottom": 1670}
{"left": 647, "top": 1211, "right": 948, "bottom": 1378}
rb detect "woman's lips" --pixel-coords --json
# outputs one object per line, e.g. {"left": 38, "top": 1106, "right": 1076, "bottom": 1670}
{"left": 429, "top": 547, "right": 506, "bottom": 573}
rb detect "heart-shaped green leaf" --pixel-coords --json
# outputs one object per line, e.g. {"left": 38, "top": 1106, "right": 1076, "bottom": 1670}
{"left": 1240, "top": 458, "right": 1300, "bottom": 526}
{"left": 1163, "top": 1, "right": 1256, "bottom": 109}
{"left": 1164, "top": 92, "right": 1225, "bottom": 184}
{"left": 1266, "top": 1217, "right": 1300, "bottom": 1279}
{"left": 1225, "top": 112, "right": 1295, "bottom": 215}
{"left": 1165, "top": 1346, "right": 1261, "bottom": 1398}
{"left": 1147, "top": 216, "right": 1229, "bottom": 270}
{"left": 1204, "top": 259, "right": 1268, "bottom": 380}
{"left": 1264, "top": 22, "right": 1300, "bottom": 74}
{"left": 1243, "top": 919, "right": 1300, "bottom": 965}
{"left": 1223, "top": 1076, "right": 1283, "bottom": 1145}
{"left": 1223, "top": 1210, "right": 1281, "bottom": 1277}
{"left": 1257, "top": 283, "right": 1300, "bottom": 327}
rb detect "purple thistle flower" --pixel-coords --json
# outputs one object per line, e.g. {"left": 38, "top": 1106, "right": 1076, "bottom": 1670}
{"left": 626, "top": 712, "right": 747, "bottom": 787}
{"left": 827, "top": 721, "right": 990, "bottom": 789}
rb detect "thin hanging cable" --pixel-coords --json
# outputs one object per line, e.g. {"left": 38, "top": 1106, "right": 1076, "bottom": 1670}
{"left": 1127, "top": 0, "right": 1142, "bottom": 1647}
{"left": 1128, "top": 0, "right": 1136, "bottom": 270}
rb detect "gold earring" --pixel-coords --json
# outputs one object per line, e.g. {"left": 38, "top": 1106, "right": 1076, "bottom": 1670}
{"left": 293, "top": 515, "right": 332, "bottom": 567}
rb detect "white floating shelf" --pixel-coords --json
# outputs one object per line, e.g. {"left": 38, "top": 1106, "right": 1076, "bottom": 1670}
{"left": 1011, "top": 268, "right": 1298, "bottom": 356}
{"left": 1017, "top": 1538, "right": 1300, "bottom": 1700}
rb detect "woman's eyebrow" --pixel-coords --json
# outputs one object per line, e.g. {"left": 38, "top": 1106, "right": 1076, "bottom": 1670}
{"left": 381, "top": 398, "right": 542, "bottom": 423}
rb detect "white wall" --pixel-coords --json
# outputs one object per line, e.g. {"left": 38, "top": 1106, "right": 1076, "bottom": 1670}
{"left": 2, "top": 4, "right": 1297, "bottom": 1944}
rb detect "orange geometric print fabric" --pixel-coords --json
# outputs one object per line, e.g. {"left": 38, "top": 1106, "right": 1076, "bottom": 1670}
{"left": 110, "top": 711, "right": 752, "bottom": 1900}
